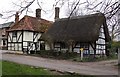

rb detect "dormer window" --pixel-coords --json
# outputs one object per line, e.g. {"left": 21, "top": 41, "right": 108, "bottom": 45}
{"left": 12, "top": 31, "right": 17, "bottom": 37}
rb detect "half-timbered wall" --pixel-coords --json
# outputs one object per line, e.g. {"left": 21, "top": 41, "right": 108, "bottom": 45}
{"left": 23, "top": 31, "right": 33, "bottom": 50}
{"left": 53, "top": 42, "right": 90, "bottom": 54}
{"left": 54, "top": 42, "right": 61, "bottom": 51}
{"left": 96, "top": 26, "right": 106, "bottom": 54}
{"left": 22, "top": 31, "right": 41, "bottom": 51}
{"left": 49, "top": 28, "right": 106, "bottom": 55}
{"left": 89, "top": 44, "right": 95, "bottom": 54}
{"left": 73, "top": 43, "right": 89, "bottom": 54}
{"left": 8, "top": 31, "right": 42, "bottom": 51}
{"left": 8, "top": 31, "right": 23, "bottom": 51}
{"left": 54, "top": 42, "right": 68, "bottom": 52}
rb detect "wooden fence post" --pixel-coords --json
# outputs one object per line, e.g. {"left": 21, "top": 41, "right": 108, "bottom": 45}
{"left": 118, "top": 48, "right": 120, "bottom": 65}
{"left": 118, "top": 47, "right": 120, "bottom": 77}
{"left": 0, "top": 61, "right": 1, "bottom": 77}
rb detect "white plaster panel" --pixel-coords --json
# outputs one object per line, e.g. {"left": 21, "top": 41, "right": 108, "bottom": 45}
{"left": 17, "top": 31, "right": 22, "bottom": 42}
{"left": 23, "top": 42, "right": 27, "bottom": 47}
{"left": 45, "top": 44, "right": 50, "bottom": 50}
{"left": 23, "top": 31, "right": 33, "bottom": 41}
{"left": 8, "top": 32, "right": 12, "bottom": 42}
{"left": 12, "top": 37, "right": 16, "bottom": 42}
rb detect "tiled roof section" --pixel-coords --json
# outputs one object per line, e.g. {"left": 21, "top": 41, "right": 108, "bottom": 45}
{"left": 8, "top": 15, "right": 53, "bottom": 32}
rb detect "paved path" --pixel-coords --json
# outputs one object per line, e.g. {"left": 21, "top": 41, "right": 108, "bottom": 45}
{"left": 0, "top": 50, "right": 118, "bottom": 75}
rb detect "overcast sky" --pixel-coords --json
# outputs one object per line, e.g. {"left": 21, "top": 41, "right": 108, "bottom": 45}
{"left": 0, "top": 0, "right": 68, "bottom": 24}
{"left": 0, "top": 0, "right": 118, "bottom": 24}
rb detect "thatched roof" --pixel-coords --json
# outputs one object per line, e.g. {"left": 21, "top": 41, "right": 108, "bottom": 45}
{"left": 43, "top": 13, "right": 110, "bottom": 42}
{"left": 8, "top": 15, "right": 53, "bottom": 32}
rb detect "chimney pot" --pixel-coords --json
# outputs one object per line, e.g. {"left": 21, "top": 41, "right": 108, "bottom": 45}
{"left": 36, "top": 8, "right": 41, "bottom": 19}
{"left": 55, "top": 7, "right": 60, "bottom": 20}
{"left": 15, "top": 12, "right": 19, "bottom": 23}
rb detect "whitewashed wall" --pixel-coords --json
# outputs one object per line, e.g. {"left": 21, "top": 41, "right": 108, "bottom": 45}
{"left": 17, "top": 31, "right": 22, "bottom": 42}
{"left": 8, "top": 32, "right": 12, "bottom": 50}
{"left": 45, "top": 43, "right": 50, "bottom": 50}
{"left": 73, "top": 44, "right": 80, "bottom": 53}
{"left": 8, "top": 32, "right": 12, "bottom": 42}
{"left": 96, "top": 26, "right": 106, "bottom": 54}
{"left": 89, "top": 45, "right": 94, "bottom": 54}
{"left": 23, "top": 31, "right": 33, "bottom": 50}
{"left": 34, "top": 33, "right": 41, "bottom": 42}
{"left": 73, "top": 48, "right": 80, "bottom": 53}
{"left": 23, "top": 31, "right": 42, "bottom": 51}
{"left": 8, "top": 31, "right": 22, "bottom": 51}
{"left": 8, "top": 31, "right": 43, "bottom": 51}
{"left": 23, "top": 31, "right": 33, "bottom": 42}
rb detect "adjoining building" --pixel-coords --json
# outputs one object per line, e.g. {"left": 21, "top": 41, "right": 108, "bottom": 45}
{"left": 0, "top": 22, "right": 14, "bottom": 50}
{"left": 7, "top": 9, "right": 52, "bottom": 53}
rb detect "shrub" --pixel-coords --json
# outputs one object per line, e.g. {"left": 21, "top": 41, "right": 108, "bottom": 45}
{"left": 34, "top": 50, "right": 78, "bottom": 59}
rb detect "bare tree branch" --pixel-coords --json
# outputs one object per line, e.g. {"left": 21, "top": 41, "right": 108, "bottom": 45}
{"left": 20, "top": 0, "right": 35, "bottom": 14}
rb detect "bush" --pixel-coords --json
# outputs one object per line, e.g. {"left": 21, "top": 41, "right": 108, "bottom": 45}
{"left": 30, "top": 50, "right": 117, "bottom": 62}
{"left": 35, "top": 50, "right": 78, "bottom": 59}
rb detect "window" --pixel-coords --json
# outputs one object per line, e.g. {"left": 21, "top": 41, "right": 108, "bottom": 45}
{"left": 28, "top": 42, "right": 31, "bottom": 46}
{"left": 61, "top": 42, "right": 66, "bottom": 48}
{"left": 54, "top": 42, "right": 60, "bottom": 47}
{"left": 3, "top": 40, "right": 6, "bottom": 46}
{"left": 12, "top": 31, "right": 17, "bottom": 37}
{"left": 80, "top": 43, "right": 89, "bottom": 49}
{"left": 2, "top": 35, "right": 5, "bottom": 37}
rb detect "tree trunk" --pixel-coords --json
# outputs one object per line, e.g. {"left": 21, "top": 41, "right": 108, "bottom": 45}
{"left": 118, "top": 48, "right": 120, "bottom": 77}
{"left": 68, "top": 45, "right": 72, "bottom": 52}
{"left": 106, "top": 45, "right": 110, "bottom": 57}
{"left": 50, "top": 43, "right": 54, "bottom": 50}
{"left": 106, "top": 50, "right": 110, "bottom": 57}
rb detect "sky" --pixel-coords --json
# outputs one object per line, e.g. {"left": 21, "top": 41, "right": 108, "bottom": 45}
{"left": 0, "top": 0, "right": 118, "bottom": 24}
{"left": 0, "top": 0, "right": 68, "bottom": 24}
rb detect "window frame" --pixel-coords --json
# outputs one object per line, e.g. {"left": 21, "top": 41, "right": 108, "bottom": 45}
{"left": 12, "top": 31, "right": 17, "bottom": 37}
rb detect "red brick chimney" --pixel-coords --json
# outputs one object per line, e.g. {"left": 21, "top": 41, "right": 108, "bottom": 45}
{"left": 36, "top": 8, "right": 41, "bottom": 19}
{"left": 15, "top": 12, "right": 19, "bottom": 24}
{"left": 55, "top": 7, "right": 60, "bottom": 20}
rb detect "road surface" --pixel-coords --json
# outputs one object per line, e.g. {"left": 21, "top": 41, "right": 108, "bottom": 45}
{"left": 0, "top": 50, "right": 118, "bottom": 75}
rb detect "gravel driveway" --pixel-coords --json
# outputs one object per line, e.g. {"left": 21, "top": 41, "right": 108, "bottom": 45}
{"left": 1, "top": 50, "right": 118, "bottom": 75}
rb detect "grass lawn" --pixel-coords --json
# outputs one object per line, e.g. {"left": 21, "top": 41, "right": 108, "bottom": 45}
{"left": 1, "top": 60, "right": 95, "bottom": 77}
{"left": 118, "top": 64, "right": 120, "bottom": 67}
{"left": 2, "top": 60, "right": 53, "bottom": 75}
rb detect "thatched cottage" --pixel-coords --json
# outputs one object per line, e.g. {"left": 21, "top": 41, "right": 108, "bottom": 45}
{"left": 43, "top": 13, "right": 111, "bottom": 56}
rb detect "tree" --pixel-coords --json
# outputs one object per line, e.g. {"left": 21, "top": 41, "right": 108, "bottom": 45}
{"left": 65, "top": 0, "right": 119, "bottom": 56}
{"left": 0, "top": 13, "right": 3, "bottom": 18}
{"left": 2, "top": 0, "right": 67, "bottom": 20}
{"left": 66, "top": 0, "right": 119, "bottom": 41}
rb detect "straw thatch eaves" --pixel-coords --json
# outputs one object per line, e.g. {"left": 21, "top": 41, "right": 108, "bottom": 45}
{"left": 43, "top": 13, "right": 110, "bottom": 43}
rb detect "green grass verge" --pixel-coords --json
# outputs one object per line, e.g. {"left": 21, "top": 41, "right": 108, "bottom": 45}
{"left": 2, "top": 60, "right": 52, "bottom": 75}
{"left": 1, "top": 60, "right": 96, "bottom": 77}
{"left": 118, "top": 64, "right": 120, "bottom": 67}
{"left": 0, "top": 60, "right": 2, "bottom": 76}
{"left": 1, "top": 60, "right": 110, "bottom": 77}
